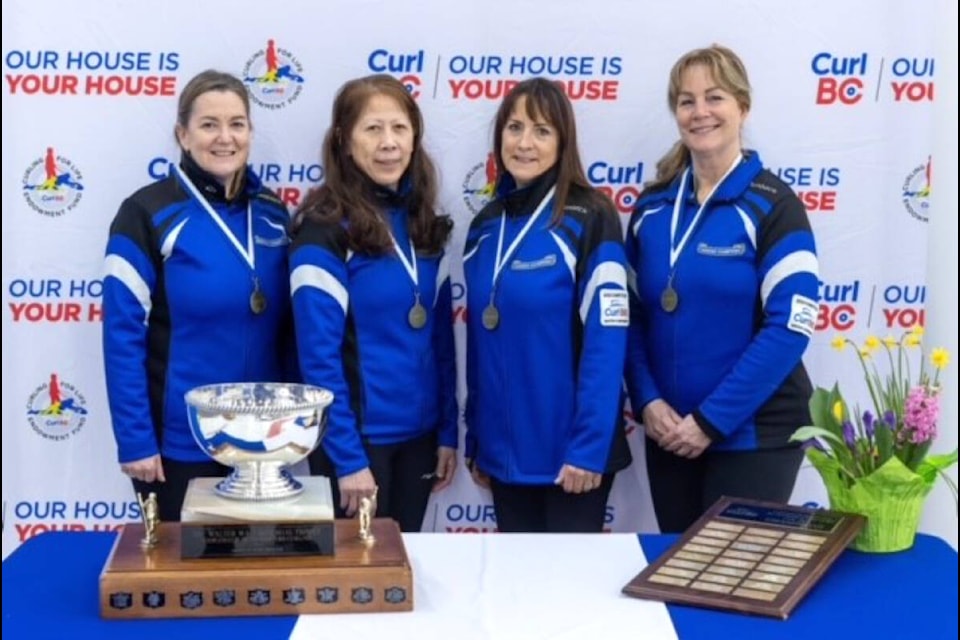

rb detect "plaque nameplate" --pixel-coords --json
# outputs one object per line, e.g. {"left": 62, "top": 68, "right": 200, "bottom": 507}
{"left": 180, "top": 476, "right": 335, "bottom": 559}
{"left": 622, "top": 496, "right": 865, "bottom": 619}
{"left": 180, "top": 521, "right": 335, "bottom": 559}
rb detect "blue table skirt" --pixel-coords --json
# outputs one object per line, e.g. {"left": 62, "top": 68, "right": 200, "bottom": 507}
{"left": 3, "top": 532, "right": 957, "bottom": 639}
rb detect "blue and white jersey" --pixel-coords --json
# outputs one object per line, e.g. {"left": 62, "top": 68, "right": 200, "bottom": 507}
{"left": 625, "top": 150, "right": 819, "bottom": 450}
{"left": 102, "top": 158, "right": 293, "bottom": 464}
{"left": 289, "top": 204, "right": 458, "bottom": 478}
{"left": 463, "top": 172, "right": 631, "bottom": 484}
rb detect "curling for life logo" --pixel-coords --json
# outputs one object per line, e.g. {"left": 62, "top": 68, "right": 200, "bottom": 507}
{"left": 242, "top": 39, "right": 305, "bottom": 110}
{"left": 26, "top": 373, "right": 88, "bottom": 441}
{"left": 902, "top": 156, "right": 931, "bottom": 222}
{"left": 461, "top": 153, "right": 499, "bottom": 215}
{"left": 21, "top": 147, "right": 84, "bottom": 216}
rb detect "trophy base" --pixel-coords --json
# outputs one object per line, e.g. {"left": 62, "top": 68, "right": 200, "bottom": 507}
{"left": 100, "top": 519, "right": 412, "bottom": 618}
{"left": 180, "top": 477, "right": 336, "bottom": 558}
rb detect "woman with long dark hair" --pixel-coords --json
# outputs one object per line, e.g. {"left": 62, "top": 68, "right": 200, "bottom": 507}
{"left": 289, "top": 74, "right": 457, "bottom": 532}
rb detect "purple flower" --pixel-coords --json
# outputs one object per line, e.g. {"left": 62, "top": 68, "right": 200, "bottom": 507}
{"left": 801, "top": 438, "right": 826, "bottom": 453}
{"left": 862, "top": 411, "right": 875, "bottom": 438}
{"left": 842, "top": 420, "right": 856, "bottom": 447}
{"left": 883, "top": 410, "right": 896, "bottom": 427}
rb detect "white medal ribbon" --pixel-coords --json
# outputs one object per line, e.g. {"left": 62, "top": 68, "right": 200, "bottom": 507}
{"left": 175, "top": 164, "right": 254, "bottom": 270}
{"left": 668, "top": 153, "right": 742, "bottom": 269}
{"left": 388, "top": 230, "right": 419, "bottom": 293}
{"left": 492, "top": 185, "right": 556, "bottom": 288}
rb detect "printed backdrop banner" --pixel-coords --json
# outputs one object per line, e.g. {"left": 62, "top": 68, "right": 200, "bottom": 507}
{"left": 2, "top": 0, "right": 952, "bottom": 558}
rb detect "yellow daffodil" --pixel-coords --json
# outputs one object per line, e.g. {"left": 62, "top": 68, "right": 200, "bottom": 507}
{"left": 830, "top": 337, "right": 846, "bottom": 351}
{"left": 864, "top": 336, "right": 880, "bottom": 352}
{"left": 883, "top": 335, "right": 898, "bottom": 347}
{"left": 832, "top": 401, "right": 844, "bottom": 423}
{"left": 906, "top": 334, "right": 921, "bottom": 348}
{"left": 911, "top": 325, "right": 925, "bottom": 337}
{"left": 931, "top": 347, "right": 950, "bottom": 370}
{"left": 859, "top": 348, "right": 872, "bottom": 358}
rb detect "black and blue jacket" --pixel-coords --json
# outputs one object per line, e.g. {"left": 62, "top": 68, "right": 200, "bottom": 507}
{"left": 102, "top": 155, "right": 293, "bottom": 464}
{"left": 625, "top": 150, "right": 819, "bottom": 450}
{"left": 463, "top": 169, "right": 632, "bottom": 484}
{"left": 288, "top": 192, "right": 458, "bottom": 478}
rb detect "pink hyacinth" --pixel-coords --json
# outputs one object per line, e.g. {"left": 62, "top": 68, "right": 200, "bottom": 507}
{"left": 903, "top": 385, "right": 940, "bottom": 444}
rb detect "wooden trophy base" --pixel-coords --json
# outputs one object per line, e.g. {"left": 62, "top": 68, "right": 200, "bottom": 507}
{"left": 100, "top": 518, "right": 412, "bottom": 619}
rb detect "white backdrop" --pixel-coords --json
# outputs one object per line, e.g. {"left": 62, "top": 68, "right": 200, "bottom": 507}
{"left": 3, "top": 0, "right": 956, "bottom": 558}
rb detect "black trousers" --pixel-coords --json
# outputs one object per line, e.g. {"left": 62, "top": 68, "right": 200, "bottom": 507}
{"left": 131, "top": 457, "right": 231, "bottom": 522}
{"left": 489, "top": 474, "right": 615, "bottom": 533}
{"left": 308, "top": 430, "right": 438, "bottom": 532}
{"left": 645, "top": 437, "right": 804, "bottom": 533}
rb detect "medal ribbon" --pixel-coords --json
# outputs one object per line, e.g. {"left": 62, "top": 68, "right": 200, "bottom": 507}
{"left": 175, "top": 165, "right": 254, "bottom": 271}
{"left": 492, "top": 185, "right": 556, "bottom": 290}
{"left": 387, "top": 228, "right": 420, "bottom": 296}
{"left": 668, "top": 153, "right": 742, "bottom": 269}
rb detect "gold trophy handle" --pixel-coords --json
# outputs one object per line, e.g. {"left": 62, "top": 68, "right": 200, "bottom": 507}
{"left": 137, "top": 491, "right": 160, "bottom": 549}
{"left": 358, "top": 488, "right": 378, "bottom": 545}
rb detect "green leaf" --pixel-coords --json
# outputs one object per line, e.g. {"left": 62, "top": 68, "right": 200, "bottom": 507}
{"left": 809, "top": 386, "right": 843, "bottom": 437}
{"left": 789, "top": 426, "right": 844, "bottom": 447}
{"left": 904, "top": 439, "right": 933, "bottom": 471}
{"left": 874, "top": 423, "right": 895, "bottom": 465}
{"left": 918, "top": 449, "right": 958, "bottom": 474}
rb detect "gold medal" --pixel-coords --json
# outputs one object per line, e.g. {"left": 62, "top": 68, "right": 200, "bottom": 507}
{"left": 250, "top": 290, "right": 267, "bottom": 314}
{"left": 408, "top": 302, "right": 428, "bottom": 329}
{"left": 481, "top": 303, "right": 500, "bottom": 330}
{"left": 660, "top": 285, "right": 678, "bottom": 313}
{"left": 250, "top": 277, "right": 267, "bottom": 314}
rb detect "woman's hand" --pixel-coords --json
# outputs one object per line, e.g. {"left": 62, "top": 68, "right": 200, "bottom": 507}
{"left": 466, "top": 458, "right": 491, "bottom": 489}
{"left": 659, "top": 414, "right": 711, "bottom": 459}
{"left": 641, "top": 398, "right": 682, "bottom": 446}
{"left": 338, "top": 468, "right": 378, "bottom": 516}
{"left": 431, "top": 446, "right": 457, "bottom": 492}
{"left": 120, "top": 455, "right": 165, "bottom": 483}
{"left": 554, "top": 464, "right": 602, "bottom": 494}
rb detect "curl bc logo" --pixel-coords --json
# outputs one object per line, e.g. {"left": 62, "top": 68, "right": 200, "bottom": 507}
{"left": 588, "top": 161, "right": 644, "bottom": 214}
{"left": 21, "top": 147, "right": 84, "bottom": 216}
{"left": 26, "top": 373, "right": 87, "bottom": 441}
{"left": 242, "top": 39, "right": 305, "bottom": 110}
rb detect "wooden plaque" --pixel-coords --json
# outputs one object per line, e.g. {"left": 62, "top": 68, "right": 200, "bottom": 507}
{"left": 100, "top": 518, "right": 412, "bottom": 619}
{"left": 622, "top": 496, "right": 865, "bottom": 619}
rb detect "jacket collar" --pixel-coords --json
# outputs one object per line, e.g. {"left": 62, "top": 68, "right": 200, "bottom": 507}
{"left": 650, "top": 149, "right": 763, "bottom": 207}
{"left": 178, "top": 151, "right": 261, "bottom": 205}
{"left": 497, "top": 165, "right": 559, "bottom": 217}
{"left": 365, "top": 173, "right": 412, "bottom": 211}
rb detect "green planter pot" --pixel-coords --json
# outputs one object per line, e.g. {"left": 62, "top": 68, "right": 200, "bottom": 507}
{"left": 807, "top": 451, "right": 934, "bottom": 553}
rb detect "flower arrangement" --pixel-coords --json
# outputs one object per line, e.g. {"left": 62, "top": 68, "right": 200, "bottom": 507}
{"left": 791, "top": 326, "right": 957, "bottom": 552}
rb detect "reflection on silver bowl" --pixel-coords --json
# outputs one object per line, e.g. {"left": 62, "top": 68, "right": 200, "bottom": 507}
{"left": 185, "top": 382, "right": 333, "bottom": 500}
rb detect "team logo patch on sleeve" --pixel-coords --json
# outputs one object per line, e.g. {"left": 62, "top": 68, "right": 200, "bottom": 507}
{"left": 788, "top": 294, "right": 818, "bottom": 337}
{"left": 599, "top": 290, "right": 629, "bottom": 327}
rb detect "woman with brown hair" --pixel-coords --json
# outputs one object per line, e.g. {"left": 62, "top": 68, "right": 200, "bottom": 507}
{"left": 103, "top": 70, "right": 294, "bottom": 521}
{"left": 462, "top": 78, "right": 632, "bottom": 532}
{"left": 289, "top": 74, "right": 457, "bottom": 532}
{"left": 625, "top": 45, "right": 819, "bottom": 532}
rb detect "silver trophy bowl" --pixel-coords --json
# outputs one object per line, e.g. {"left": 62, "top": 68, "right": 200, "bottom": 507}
{"left": 185, "top": 382, "right": 333, "bottom": 500}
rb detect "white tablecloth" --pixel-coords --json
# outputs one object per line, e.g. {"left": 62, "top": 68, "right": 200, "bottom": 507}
{"left": 290, "top": 532, "right": 678, "bottom": 640}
